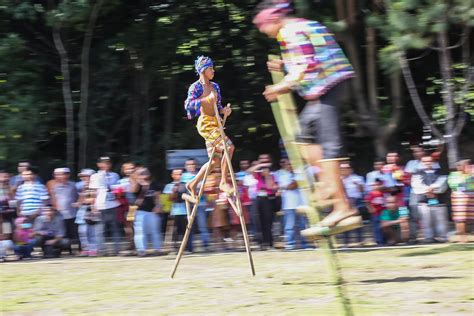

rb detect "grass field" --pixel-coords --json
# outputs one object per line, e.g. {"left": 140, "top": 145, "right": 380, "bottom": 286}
{"left": 1, "top": 243, "right": 473, "bottom": 315}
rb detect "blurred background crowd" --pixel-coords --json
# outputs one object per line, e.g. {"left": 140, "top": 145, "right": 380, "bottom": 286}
{"left": 1, "top": 144, "right": 472, "bottom": 261}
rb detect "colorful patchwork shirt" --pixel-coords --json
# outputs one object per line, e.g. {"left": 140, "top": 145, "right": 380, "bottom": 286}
{"left": 184, "top": 80, "right": 223, "bottom": 119}
{"left": 277, "top": 18, "right": 355, "bottom": 100}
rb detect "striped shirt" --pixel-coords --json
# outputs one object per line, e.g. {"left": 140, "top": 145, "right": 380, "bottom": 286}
{"left": 277, "top": 19, "right": 354, "bottom": 100}
{"left": 15, "top": 182, "right": 49, "bottom": 216}
{"left": 184, "top": 80, "right": 223, "bottom": 119}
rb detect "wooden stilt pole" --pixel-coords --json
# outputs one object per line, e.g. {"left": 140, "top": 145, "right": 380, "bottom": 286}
{"left": 268, "top": 54, "right": 353, "bottom": 315}
{"left": 170, "top": 147, "right": 216, "bottom": 278}
{"left": 214, "top": 103, "right": 255, "bottom": 276}
{"left": 171, "top": 105, "right": 255, "bottom": 277}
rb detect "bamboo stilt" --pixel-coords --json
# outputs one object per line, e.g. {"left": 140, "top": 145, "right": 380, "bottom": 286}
{"left": 170, "top": 105, "right": 255, "bottom": 278}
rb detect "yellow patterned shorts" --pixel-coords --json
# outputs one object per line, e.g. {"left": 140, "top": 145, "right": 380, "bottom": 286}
{"left": 197, "top": 114, "right": 233, "bottom": 159}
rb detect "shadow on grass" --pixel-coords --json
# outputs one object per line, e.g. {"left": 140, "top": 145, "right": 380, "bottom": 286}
{"left": 399, "top": 244, "right": 473, "bottom": 257}
{"left": 360, "top": 276, "right": 461, "bottom": 284}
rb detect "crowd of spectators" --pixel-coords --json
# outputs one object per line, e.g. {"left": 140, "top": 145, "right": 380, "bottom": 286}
{"left": 0, "top": 146, "right": 472, "bottom": 261}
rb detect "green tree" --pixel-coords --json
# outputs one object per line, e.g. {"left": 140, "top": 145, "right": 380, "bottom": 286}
{"left": 372, "top": 0, "right": 473, "bottom": 167}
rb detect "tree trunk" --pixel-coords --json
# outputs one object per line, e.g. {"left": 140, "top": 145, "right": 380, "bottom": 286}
{"left": 399, "top": 54, "right": 444, "bottom": 140}
{"left": 366, "top": 26, "right": 379, "bottom": 114}
{"left": 52, "top": 24, "right": 75, "bottom": 173}
{"left": 164, "top": 75, "right": 177, "bottom": 150}
{"left": 455, "top": 26, "right": 472, "bottom": 137}
{"left": 141, "top": 70, "right": 151, "bottom": 165}
{"left": 130, "top": 64, "right": 141, "bottom": 158}
{"left": 335, "top": 0, "right": 374, "bottom": 134}
{"left": 437, "top": 29, "right": 459, "bottom": 168}
{"left": 78, "top": 0, "right": 103, "bottom": 169}
{"left": 372, "top": 70, "right": 402, "bottom": 158}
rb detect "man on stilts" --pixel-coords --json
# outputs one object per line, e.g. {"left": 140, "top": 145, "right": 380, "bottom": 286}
{"left": 253, "top": 0, "right": 362, "bottom": 237}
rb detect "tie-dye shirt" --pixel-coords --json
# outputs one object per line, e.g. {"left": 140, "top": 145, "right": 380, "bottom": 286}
{"left": 184, "top": 80, "right": 223, "bottom": 119}
{"left": 277, "top": 18, "right": 354, "bottom": 100}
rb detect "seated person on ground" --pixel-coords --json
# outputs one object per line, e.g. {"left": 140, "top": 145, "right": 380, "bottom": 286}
{"left": 34, "top": 207, "right": 70, "bottom": 258}
{"left": 380, "top": 195, "right": 409, "bottom": 245}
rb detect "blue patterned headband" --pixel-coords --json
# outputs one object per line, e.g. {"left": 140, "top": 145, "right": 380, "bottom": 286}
{"left": 195, "top": 56, "right": 214, "bottom": 74}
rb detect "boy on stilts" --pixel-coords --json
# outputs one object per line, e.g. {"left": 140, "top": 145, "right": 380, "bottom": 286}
{"left": 184, "top": 56, "right": 234, "bottom": 203}
{"left": 253, "top": 0, "right": 362, "bottom": 237}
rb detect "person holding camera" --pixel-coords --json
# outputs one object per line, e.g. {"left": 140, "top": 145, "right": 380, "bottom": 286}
{"left": 129, "top": 167, "right": 162, "bottom": 257}
{"left": 163, "top": 169, "right": 192, "bottom": 253}
{"left": 248, "top": 161, "right": 278, "bottom": 250}
{"left": 74, "top": 169, "right": 100, "bottom": 256}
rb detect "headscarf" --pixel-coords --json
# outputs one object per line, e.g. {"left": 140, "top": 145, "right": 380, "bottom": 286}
{"left": 195, "top": 56, "right": 214, "bottom": 75}
{"left": 253, "top": 1, "right": 291, "bottom": 27}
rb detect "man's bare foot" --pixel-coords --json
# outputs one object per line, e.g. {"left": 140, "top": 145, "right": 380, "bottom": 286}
{"left": 219, "top": 182, "right": 234, "bottom": 196}
{"left": 313, "top": 182, "right": 337, "bottom": 201}
{"left": 301, "top": 216, "right": 363, "bottom": 239}
{"left": 318, "top": 209, "right": 358, "bottom": 227}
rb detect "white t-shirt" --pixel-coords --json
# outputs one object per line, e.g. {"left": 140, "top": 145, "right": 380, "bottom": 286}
{"left": 275, "top": 169, "right": 302, "bottom": 210}
{"left": 243, "top": 174, "right": 258, "bottom": 200}
{"left": 342, "top": 174, "right": 365, "bottom": 199}
{"left": 89, "top": 171, "right": 120, "bottom": 210}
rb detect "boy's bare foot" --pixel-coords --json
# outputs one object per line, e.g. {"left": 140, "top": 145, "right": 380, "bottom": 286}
{"left": 184, "top": 183, "right": 197, "bottom": 203}
{"left": 219, "top": 182, "right": 234, "bottom": 196}
{"left": 182, "top": 193, "right": 197, "bottom": 204}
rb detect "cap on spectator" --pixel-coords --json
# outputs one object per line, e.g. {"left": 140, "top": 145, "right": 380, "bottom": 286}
{"left": 97, "top": 156, "right": 112, "bottom": 163}
{"left": 54, "top": 167, "right": 71, "bottom": 174}
{"left": 78, "top": 169, "right": 96, "bottom": 177}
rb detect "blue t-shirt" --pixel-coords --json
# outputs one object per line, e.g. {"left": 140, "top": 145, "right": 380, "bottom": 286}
{"left": 163, "top": 182, "right": 187, "bottom": 216}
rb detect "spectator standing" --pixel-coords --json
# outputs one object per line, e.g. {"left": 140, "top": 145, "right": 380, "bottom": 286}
{"left": 51, "top": 168, "right": 78, "bottom": 253}
{"left": 243, "top": 161, "right": 261, "bottom": 243}
{"left": 158, "top": 186, "right": 172, "bottom": 242}
{"left": 340, "top": 162, "right": 365, "bottom": 246}
{"left": 0, "top": 170, "right": 15, "bottom": 240}
{"left": 75, "top": 169, "right": 101, "bottom": 256}
{"left": 275, "top": 159, "right": 308, "bottom": 250}
{"left": 411, "top": 156, "right": 449, "bottom": 243}
{"left": 163, "top": 169, "right": 192, "bottom": 253}
{"left": 9, "top": 160, "right": 32, "bottom": 192}
{"left": 250, "top": 162, "right": 278, "bottom": 250}
{"left": 117, "top": 162, "right": 137, "bottom": 250}
{"left": 448, "top": 159, "right": 474, "bottom": 243}
{"left": 182, "top": 158, "right": 210, "bottom": 251}
{"left": 15, "top": 168, "right": 49, "bottom": 219}
{"left": 383, "top": 151, "right": 409, "bottom": 207}
{"left": 404, "top": 146, "right": 440, "bottom": 243}
{"left": 365, "top": 179, "right": 386, "bottom": 245}
{"left": 236, "top": 159, "right": 250, "bottom": 179}
{"left": 366, "top": 159, "right": 393, "bottom": 191}
{"left": 130, "top": 167, "right": 162, "bottom": 257}
{"left": 380, "top": 196, "right": 409, "bottom": 245}
{"left": 34, "top": 207, "right": 70, "bottom": 258}
{"left": 89, "top": 157, "right": 121, "bottom": 255}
